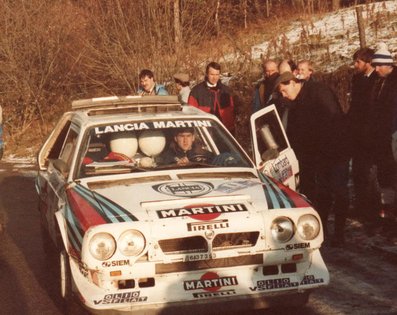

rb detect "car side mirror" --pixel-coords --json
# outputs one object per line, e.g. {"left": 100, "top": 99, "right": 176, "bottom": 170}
{"left": 52, "top": 159, "right": 70, "bottom": 177}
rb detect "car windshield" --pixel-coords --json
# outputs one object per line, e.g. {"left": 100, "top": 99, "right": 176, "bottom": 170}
{"left": 77, "top": 118, "right": 252, "bottom": 178}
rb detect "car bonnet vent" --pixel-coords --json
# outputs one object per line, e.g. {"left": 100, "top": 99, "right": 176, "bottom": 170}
{"left": 71, "top": 95, "right": 182, "bottom": 115}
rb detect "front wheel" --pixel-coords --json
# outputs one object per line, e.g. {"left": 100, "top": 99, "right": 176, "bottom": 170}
{"left": 59, "top": 249, "right": 72, "bottom": 300}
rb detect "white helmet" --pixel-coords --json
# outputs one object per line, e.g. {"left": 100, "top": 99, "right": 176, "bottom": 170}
{"left": 139, "top": 130, "right": 166, "bottom": 156}
{"left": 109, "top": 132, "right": 138, "bottom": 158}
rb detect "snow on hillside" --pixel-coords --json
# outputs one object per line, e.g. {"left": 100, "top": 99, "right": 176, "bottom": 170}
{"left": 251, "top": 0, "right": 397, "bottom": 72}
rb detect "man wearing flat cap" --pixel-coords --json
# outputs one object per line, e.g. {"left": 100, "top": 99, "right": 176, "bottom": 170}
{"left": 173, "top": 73, "right": 191, "bottom": 104}
{"left": 275, "top": 71, "right": 349, "bottom": 246}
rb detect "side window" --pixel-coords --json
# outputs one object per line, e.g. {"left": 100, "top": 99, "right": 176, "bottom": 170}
{"left": 254, "top": 111, "right": 288, "bottom": 162}
{"left": 59, "top": 127, "right": 79, "bottom": 168}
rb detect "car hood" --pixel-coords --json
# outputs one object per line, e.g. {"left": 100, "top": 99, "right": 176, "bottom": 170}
{"left": 66, "top": 175, "right": 308, "bottom": 226}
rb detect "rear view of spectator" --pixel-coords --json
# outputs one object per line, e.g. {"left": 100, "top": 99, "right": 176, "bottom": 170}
{"left": 173, "top": 73, "right": 191, "bottom": 104}
{"left": 279, "top": 59, "right": 298, "bottom": 75}
{"left": 137, "top": 69, "right": 168, "bottom": 96}
{"left": 188, "top": 62, "right": 235, "bottom": 134}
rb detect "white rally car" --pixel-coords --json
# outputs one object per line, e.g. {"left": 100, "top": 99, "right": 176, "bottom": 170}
{"left": 36, "top": 95, "right": 328, "bottom": 314}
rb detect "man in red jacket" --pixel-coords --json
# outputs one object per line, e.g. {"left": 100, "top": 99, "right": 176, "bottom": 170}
{"left": 188, "top": 62, "right": 235, "bottom": 134}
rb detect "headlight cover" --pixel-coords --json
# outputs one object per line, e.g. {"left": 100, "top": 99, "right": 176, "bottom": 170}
{"left": 271, "top": 216, "right": 294, "bottom": 242}
{"left": 89, "top": 232, "right": 116, "bottom": 261}
{"left": 118, "top": 230, "right": 146, "bottom": 256}
{"left": 297, "top": 214, "right": 320, "bottom": 240}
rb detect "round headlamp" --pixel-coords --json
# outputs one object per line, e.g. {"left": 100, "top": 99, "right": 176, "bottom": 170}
{"left": 118, "top": 230, "right": 146, "bottom": 256}
{"left": 89, "top": 232, "right": 116, "bottom": 261}
{"left": 297, "top": 214, "right": 320, "bottom": 240}
{"left": 271, "top": 216, "right": 294, "bottom": 243}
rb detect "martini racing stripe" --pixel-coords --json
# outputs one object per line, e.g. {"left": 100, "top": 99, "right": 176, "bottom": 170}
{"left": 74, "top": 185, "right": 138, "bottom": 222}
{"left": 259, "top": 173, "right": 294, "bottom": 209}
{"left": 67, "top": 186, "right": 111, "bottom": 229}
{"left": 65, "top": 201, "right": 84, "bottom": 252}
{"left": 268, "top": 177, "right": 310, "bottom": 208}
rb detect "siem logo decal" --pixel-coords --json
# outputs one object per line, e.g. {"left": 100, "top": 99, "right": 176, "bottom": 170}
{"left": 102, "top": 259, "right": 130, "bottom": 267}
{"left": 152, "top": 182, "right": 213, "bottom": 198}
{"left": 285, "top": 242, "right": 310, "bottom": 250}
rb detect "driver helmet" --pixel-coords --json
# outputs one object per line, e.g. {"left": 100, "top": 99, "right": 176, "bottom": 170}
{"left": 139, "top": 130, "right": 166, "bottom": 156}
{"left": 109, "top": 132, "right": 138, "bottom": 158}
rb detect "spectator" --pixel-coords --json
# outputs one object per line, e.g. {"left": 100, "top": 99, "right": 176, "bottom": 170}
{"left": 297, "top": 59, "right": 314, "bottom": 82}
{"left": 279, "top": 59, "right": 298, "bottom": 75}
{"left": 0, "top": 105, "right": 3, "bottom": 160}
{"left": 371, "top": 42, "right": 397, "bottom": 228}
{"left": 137, "top": 69, "right": 168, "bottom": 96}
{"left": 252, "top": 59, "right": 280, "bottom": 113}
{"left": 159, "top": 127, "right": 214, "bottom": 165}
{"left": 173, "top": 73, "right": 191, "bottom": 104}
{"left": 274, "top": 72, "right": 350, "bottom": 245}
{"left": 188, "top": 62, "right": 235, "bottom": 134}
{"left": 347, "top": 47, "right": 380, "bottom": 230}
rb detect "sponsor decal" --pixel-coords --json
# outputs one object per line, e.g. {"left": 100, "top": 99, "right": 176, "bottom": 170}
{"left": 94, "top": 291, "right": 147, "bottom": 305}
{"left": 152, "top": 181, "right": 213, "bottom": 198}
{"left": 300, "top": 275, "right": 324, "bottom": 285}
{"left": 95, "top": 120, "right": 212, "bottom": 134}
{"left": 187, "top": 219, "right": 229, "bottom": 232}
{"left": 102, "top": 259, "right": 130, "bottom": 267}
{"left": 285, "top": 242, "right": 310, "bottom": 250}
{"left": 250, "top": 278, "right": 299, "bottom": 291}
{"left": 185, "top": 253, "right": 216, "bottom": 262}
{"left": 249, "top": 275, "right": 324, "bottom": 291}
{"left": 192, "top": 290, "right": 236, "bottom": 298}
{"left": 184, "top": 272, "right": 238, "bottom": 292}
{"left": 216, "top": 180, "right": 259, "bottom": 193}
{"left": 157, "top": 203, "right": 247, "bottom": 219}
{"left": 270, "top": 156, "right": 293, "bottom": 183}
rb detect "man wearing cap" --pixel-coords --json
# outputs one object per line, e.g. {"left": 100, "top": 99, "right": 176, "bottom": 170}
{"left": 188, "top": 62, "right": 235, "bottom": 134}
{"left": 137, "top": 69, "right": 168, "bottom": 96}
{"left": 173, "top": 73, "right": 191, "bottom": 104}
{"left": 371, "top": 42, "right": 397, "bottom": 227}
{"left": 347, "top": 47, "right": 380, "bottom": 229}
{"left": 275, "top": 71, "right": 349, "bottom": 245}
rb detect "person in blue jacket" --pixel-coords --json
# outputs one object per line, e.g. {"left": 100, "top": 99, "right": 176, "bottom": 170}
{"left": 137, "top": 69, "right": 168, "bottom": 96}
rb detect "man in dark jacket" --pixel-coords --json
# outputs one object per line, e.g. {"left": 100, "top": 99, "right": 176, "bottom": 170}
{"left": 188, "top": 62, "right": 235, "bottom": 134}
{"left": 275, "top": 72, "right": 350, "bottom": 245}
{"left": 252, "top": 59, "right": 280, "bottom": 113}
{"left": 371, "top": 43, "right": 397, "bottom": 226}
{"left": 347, "top": 47, "right": 380, "bottom": 228}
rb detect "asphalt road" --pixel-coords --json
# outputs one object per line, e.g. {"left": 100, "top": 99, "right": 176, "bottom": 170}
{"left": 1, "top": 160, "right": 396, "bottom": 315}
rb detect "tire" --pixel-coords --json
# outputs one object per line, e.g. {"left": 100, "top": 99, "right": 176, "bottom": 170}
{"left": 59, "top": 249, "right": 72, "bottom": 300}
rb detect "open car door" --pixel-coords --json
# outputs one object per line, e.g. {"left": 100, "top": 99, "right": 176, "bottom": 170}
{"left": 250, "top": 105, "right": 299, "bottom": 191}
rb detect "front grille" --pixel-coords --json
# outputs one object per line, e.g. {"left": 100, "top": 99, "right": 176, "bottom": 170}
{"left": 158, "top": 232, "right": 260, "bottom": 255}
{"left": 155, "top": 254, "right": 263, "bottom": 274}
{"left": 213, "top": 232, "right": 260, "bottom": 250}
{"left": 158, "top": 236, "right": 208, "bottom": 254}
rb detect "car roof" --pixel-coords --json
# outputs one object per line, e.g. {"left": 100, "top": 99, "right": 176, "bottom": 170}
{"left": 68, "top": 95, "right": 217, "bottom": 126}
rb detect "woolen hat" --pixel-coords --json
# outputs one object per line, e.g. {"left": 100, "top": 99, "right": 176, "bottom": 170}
{"left": 274, "top": 71, "right": 296, "bottom": 89}
{"left": 372, "top": 42, "right": 394, "bottom": 65}
{"left": 173, "top": 73, "right": 190, "bottom": 83}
